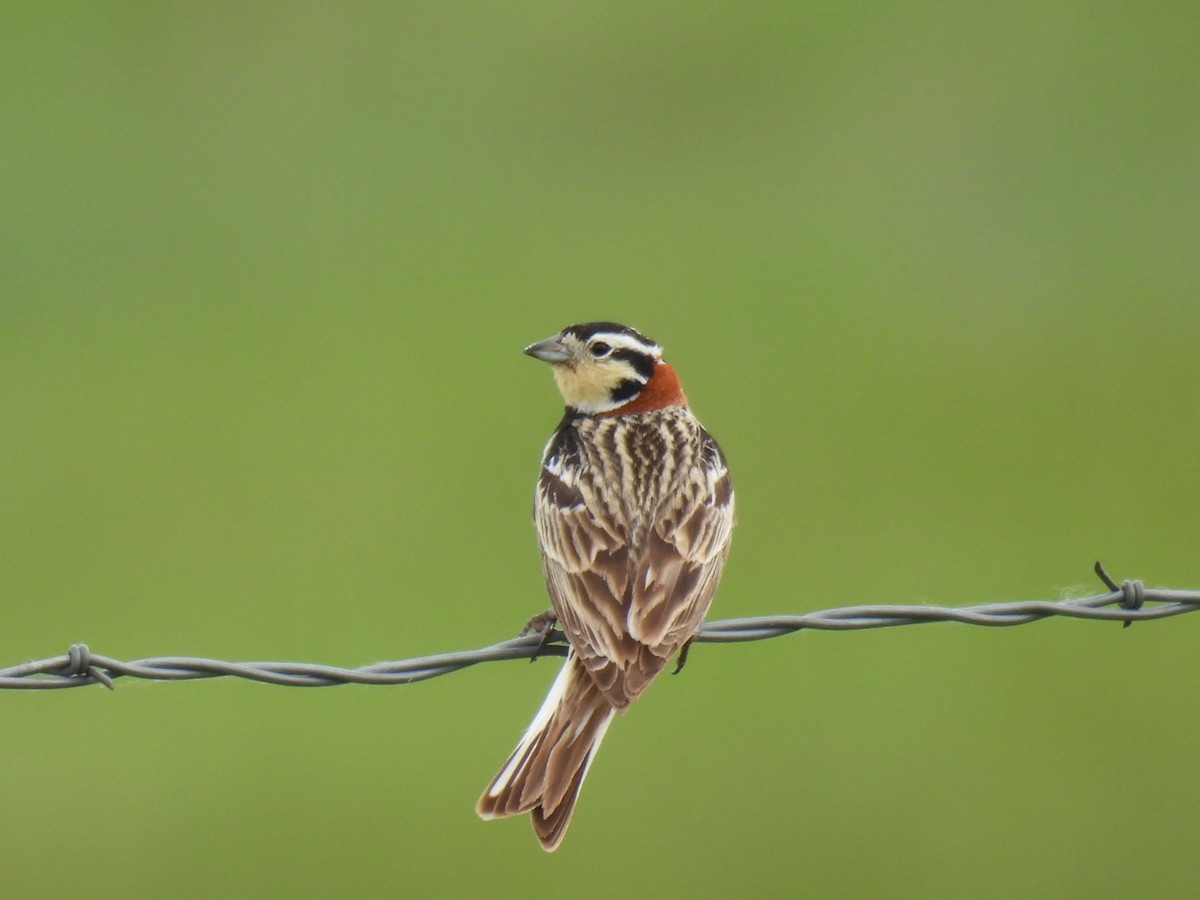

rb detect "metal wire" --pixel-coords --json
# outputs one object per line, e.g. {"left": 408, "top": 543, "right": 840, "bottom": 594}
{"left": 1, "top": 563, "right": 1192, "bottom": 690}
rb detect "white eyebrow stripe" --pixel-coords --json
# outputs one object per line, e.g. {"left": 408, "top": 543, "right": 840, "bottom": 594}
{"left": 590, "top": 332, "right": 662, "bottom": 357}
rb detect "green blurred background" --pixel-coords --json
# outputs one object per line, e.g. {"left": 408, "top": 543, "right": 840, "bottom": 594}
{"left": 3, "top": 3, "right": 1198, "bottom": 897}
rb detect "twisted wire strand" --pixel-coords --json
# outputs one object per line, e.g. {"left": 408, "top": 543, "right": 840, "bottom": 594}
{"left": 2, "top": 564, "right": 1192, "bottom": 690}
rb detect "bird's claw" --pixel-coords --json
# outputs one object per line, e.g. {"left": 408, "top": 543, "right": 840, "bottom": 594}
{"left": 671, "top": 638, "right": 694, "bottom": 675}
{"left": 521, "top": 608, "right": 559, "bottom": 662}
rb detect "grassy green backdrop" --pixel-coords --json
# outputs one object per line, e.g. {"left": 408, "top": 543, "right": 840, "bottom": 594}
{"left": 3, "top": 3, "right": 1198, "bottom": 897}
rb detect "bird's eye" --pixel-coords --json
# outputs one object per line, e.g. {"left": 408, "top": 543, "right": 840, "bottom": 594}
{"left": 589, "top": 341, "right": 612, "bottom": 358}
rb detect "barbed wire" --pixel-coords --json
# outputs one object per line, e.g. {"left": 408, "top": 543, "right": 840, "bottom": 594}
{"left": 2, "top": 563, "right": 1193, "bottom": 691}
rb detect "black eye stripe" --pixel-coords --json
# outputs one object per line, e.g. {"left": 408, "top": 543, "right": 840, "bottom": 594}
{"left": 610, "top": 348, "right": 655, "bottom": 380}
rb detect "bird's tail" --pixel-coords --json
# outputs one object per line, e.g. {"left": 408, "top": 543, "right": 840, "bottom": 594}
{"left": 476, "top": 653, "right": 616, "bottom": 851}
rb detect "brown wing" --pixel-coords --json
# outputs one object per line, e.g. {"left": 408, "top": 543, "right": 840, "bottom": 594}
{"left": 536, "top": 431, "right": 734, "bottom": 710}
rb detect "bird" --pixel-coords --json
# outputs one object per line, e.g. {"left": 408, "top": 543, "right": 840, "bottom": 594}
{"left": 476, "top": 321, "right": 735, "bottom": 851}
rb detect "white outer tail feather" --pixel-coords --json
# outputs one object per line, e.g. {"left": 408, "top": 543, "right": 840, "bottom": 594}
{"left": 477, "top": 653, "right": 617, "bottom": 850}
{"left": 482, "top": 657, "right": 573, "bottom": 802}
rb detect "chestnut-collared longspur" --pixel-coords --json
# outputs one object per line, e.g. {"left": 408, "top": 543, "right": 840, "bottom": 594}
{"left": 476, "top": 322, "right": 735, "bottom": 851}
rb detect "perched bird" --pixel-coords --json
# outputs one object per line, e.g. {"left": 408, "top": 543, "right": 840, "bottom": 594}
{"left": 476, "top": 322, "right": 735, "bottom": 851}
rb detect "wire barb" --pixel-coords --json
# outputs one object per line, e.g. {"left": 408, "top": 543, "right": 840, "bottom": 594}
{"left": 1, "top": 564, "right": 1194, "bottom": 691}
{"left": 58, "top": 643, "right": 116, "bottom": 690}
{"left": 1095, "top": 560, "right": 1147, "bottom": 628}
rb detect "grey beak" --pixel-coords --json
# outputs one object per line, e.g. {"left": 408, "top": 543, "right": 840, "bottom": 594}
{"left": 523, "top": 336, "right": 572, "bottom": 363}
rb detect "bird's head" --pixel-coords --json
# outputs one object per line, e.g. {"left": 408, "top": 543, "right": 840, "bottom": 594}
{"left": 524, "top": 322, "right": 688, "bottom": 416}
